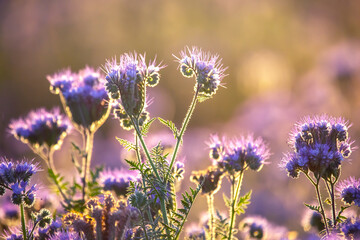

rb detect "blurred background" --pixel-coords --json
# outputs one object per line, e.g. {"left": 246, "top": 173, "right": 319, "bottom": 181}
{"left": 1, "top": 0, "right": 360, "bottom": 238}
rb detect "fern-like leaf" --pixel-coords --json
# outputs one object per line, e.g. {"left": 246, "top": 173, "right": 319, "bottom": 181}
{"left": 304, "top": 203, "right": 321, "bottom": 214}
{"left": 158, "top": 117, "right": 178, "bottom": 139}
{"left": 116, "top": 137, "right": 136, "bottom": 151}
{"left": 141, "top": 117, "right": 156, "bottom": 137}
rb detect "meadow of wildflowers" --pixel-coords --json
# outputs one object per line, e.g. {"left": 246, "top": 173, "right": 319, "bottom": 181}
{"left": 2, "top": 1, "right": 360, "bottom": 240}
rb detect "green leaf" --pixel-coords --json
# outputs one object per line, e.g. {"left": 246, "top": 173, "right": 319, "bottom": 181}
{"left": 304, "top": 203, "right": 321, "bottom": 214}
{"left": 324, "top": 198, "right": 332, "bottom": 205}
{"left": 223, "top": 193, "right": 231, "bottom": 208}
{"left": 158, "top": 117, "right": 178, "bottom": 138}
{"left": 141, "top": 117, "right": 156, "bottom": 136}
{"left": 235, "top": 190, "right": 252, "bottom": 215}
{"left": 116, "top": 137, "right": 136, "bottom": 151}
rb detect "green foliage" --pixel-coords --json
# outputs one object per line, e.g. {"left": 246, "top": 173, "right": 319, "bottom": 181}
{"left": 158, "top": 117, "right": 178, "bottom": 139}
{"left": 141, "top": 117, "right": 156, "bottom": 137}
{"left": 214, "top": 211, "right": 230, "bottom": 240}
{"left": 235, "top": 190, "right": 252, "bottom": 215}
{"left": 47, "top": 169, "right": 68, "bottom": 196}
{"left": 116, "top": 137, "right": 136, "bottom": 151}
{"left": 304, "top": 203, "right": 321, "bottom": 214}
{"left": 336, "top": 205, "right": 351, "bottom": 223}
{"left": 168, "top": 184, "right": 202, "bottom": 240}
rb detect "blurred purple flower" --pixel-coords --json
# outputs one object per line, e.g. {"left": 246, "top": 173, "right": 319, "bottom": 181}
{"left": 47, "top": 66, "right": 110, "bottom": 132}
{"left": 337, "top": 177, "right": 360, "bottom": 206}
{"left": 341, "top": 217, "right": 360, "bottom": 239}
{"left": 9, "top": 107, "right": 71, "bottom": 150}
{"left": 99, "top": 169, "right": 139, "bottom": 197}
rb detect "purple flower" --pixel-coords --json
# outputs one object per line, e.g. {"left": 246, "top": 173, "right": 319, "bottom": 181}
{"left": 191, "top": 166, "right": 224, "bottom": 195}
{"left": 104, "top": 53, "right": 164, "bottom": 120}
{"left": 341, "top": 217, "right": 360, "bottom": 239}
{"left": 9, "top": 108, "right": 71, "bottom": 150}
{"left": 337, "top": 177, "right": 360, "bottom": 206}
{"left": 175, "top": 46, "right": 227, "bottom": 98}
{"left": 99, "top": 169, "right": 139, "bottom": 197}
{"left": 281, "top": 115, "right": 353, "bottom": 179}
{"left": 218, "top": 135, "right": 270, "bottom": 173}
{"left": 185, "top": 224, "right": 206, "bottom": 240}
{"left": 207, "top": 134, "right": 225, "bottom": 161}
{"left": 47, "top": 67, "right": 110, "bottom": 131}
{"left": 49, "top": 230, "right": 82, "bottom": 240}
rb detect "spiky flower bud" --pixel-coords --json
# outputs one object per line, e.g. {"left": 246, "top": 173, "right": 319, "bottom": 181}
{"left": 337, "top": 177, "right": 360, "bottom": 207}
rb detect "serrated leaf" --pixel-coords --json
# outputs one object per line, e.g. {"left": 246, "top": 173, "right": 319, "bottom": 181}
{"left": 304, "top": 203, "right": 321, "bottom": 213}
{"left": 234, "top": 190, "right": 252, "bottom": 215}
{"left": 141, "top": 117, "right": 156, "bottom": 136}
{"left": 116, "top": 137, "right": 136, "bottom": 151}
{"left": 158, "top": 117, "right": 178, "bottom": 138}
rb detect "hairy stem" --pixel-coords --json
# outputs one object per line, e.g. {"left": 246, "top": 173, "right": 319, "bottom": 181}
{"left": 207, "top": 194, "right": 215, "bottom": 240}
{"left": 314, "top": 179, "right": 330, "bottom": 236}
{"left": 20, "top": 203, "right": 27, "bottom": 240}
{"left": 228, "top": 170, "right": 244, "bottom": 240}
{"left": 165, "top": 87, "right": 199, "bottom": 183}
{"left": 81, "top": 129, "right": 94, "bottom": 201}
{"left": 135, "top": 134, "right": 154, "bottom": 226}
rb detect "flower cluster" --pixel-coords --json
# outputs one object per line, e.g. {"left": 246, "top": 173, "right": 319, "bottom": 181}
{"left": 47, "top": 67, "right": 110, "bottom": 131}
{"left": 341, "top": 217, "right": 360, "bottom": 239}
{"left": 302, "top": 209, "right": 325, "bottom": 232}
{"left": 104, "top": 53, "right": 164, "bottom": 120}
{"left": 209, "top": 135, "right": 270, "bottom": 174}
{"left": 112, "top": 99, "right": 150, "bottom": 130}
{"left": 281, "top": 115, "right": 352, "bottom": 179}
{"left": 63, "top": 193, "right": 139, "bottom": 240}
{"left": 9, "top": 108, "right": 71, "bottom": 150}
{"left": 337, "top": 177, "right": 360, "bottom": 207}
{"left": 0, "top": 158, "right": 39, "bottom": 207}
{"left": 175, "top": 46, "right": 226, "bottom": 97}
{"left": 99, "top": 169, "right": 139, "bottom": 197}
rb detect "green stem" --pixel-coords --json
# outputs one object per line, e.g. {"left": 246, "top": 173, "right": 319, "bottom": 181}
{"left": 131, "top": 119, "right": 171, "bottom": 239}
{"left": 207, "top": 194, "right": 215, "bottom": 240}
{"left": 135, "top": 134, "right": 154, "bottom": 226}
{"left": 228, "top": 170, "right": 244, "bottom": 240}
{"left": 314, "top": 179, "right": 330, "bottom": 236}
{"left": 29, "top": 221, "right": 39, "bottom": 240}
{"left": 20, "top": 203, "right": 27, "bottom": 240}
{"left": 132, "top": 120, "right": 161, "bottom": 181}
{"left": 324, "top": 179, "right": 337, "bottom": 227}
{"left": 165, "top": 87, "right": 199, "bottom": 183}
{"left": 81, "top": 129, "right": 94, "bottom": 202}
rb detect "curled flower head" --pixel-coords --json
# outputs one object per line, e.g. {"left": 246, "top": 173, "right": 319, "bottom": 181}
{"left": 9, "top": 108, "right": 71, "bottom": 150}
{"left": 99, "top": 169, "right": 139, "bottom": 197}
{"left": 104, "top": 53, "right": 164, "bottom": 120}
{"left": 337, "top": 177, "right": 360, "bottom": 206}
{"left": 281, "top": 115, "right": 353, "bottom": 179}
{"left": 112, "top": 98, "right": 150, "bottom": 131}
{"left": 47, "top": 67, "right": 111, "bottom": 132}
{"left": 218, "top": 135, "right": 270, "bottom": 174}
{"left": 175, "top": 46, "right": 227, "bottom": 98}
{"left": 191, "top": 166, "right": 224, "bottom": 195}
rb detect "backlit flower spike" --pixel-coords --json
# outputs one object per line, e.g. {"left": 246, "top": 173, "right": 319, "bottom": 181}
{"left": 47, "top": 67, "right": 111, "bottom": 132}
{"left": 282, "top": 115, "right": 353, "bottom": 179}
{"left": 104, "top": 52, "right": 164, "bottom": 121}
{"left": 190, "top": 166, "right": 224, "bottom": 195}
{"left": 221, "top": 135, "right": 270, "bottom": 173}
{"left": 337, "top": 177, "right": 360, "bottom": 206}
{"left": 175, "top": 46, "right": 227, "bottom": 98}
